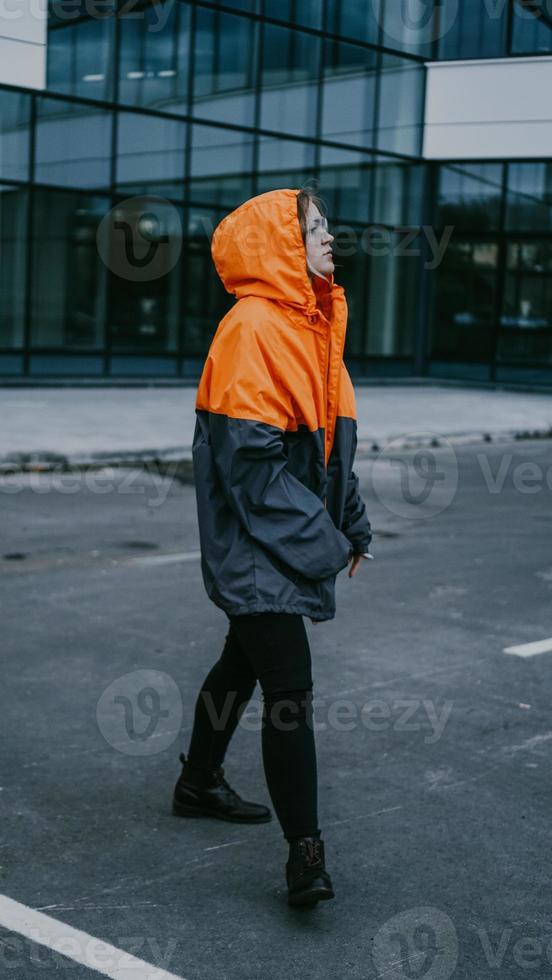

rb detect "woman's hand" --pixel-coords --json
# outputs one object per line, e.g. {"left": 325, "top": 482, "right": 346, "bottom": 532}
{"left": 348, "top": 551, "right": 374, "bottom": 578}
{"left": 310, "top": 551, "right": 374, "bottom": 621}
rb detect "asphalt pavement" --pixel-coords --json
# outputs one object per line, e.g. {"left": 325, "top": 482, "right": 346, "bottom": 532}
{"left": 1, "top": 437, "right": 552, "bottom": 978}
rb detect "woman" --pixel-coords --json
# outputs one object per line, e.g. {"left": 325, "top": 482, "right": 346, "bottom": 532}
{"left": 172, "top": 187, "right": 373, "bottom": 907}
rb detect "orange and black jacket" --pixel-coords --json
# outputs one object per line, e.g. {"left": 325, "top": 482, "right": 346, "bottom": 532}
{"left": 192, "top": 188, "right": 372, "bottom": 622}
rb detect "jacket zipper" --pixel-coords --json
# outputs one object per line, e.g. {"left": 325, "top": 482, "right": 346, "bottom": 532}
{"left": 325, "top": 322, "right": 334, "bottom": 467}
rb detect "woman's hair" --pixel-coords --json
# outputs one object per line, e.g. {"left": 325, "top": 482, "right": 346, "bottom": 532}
{"left": 297, "top": 187, "right": 327, "bottom": 243}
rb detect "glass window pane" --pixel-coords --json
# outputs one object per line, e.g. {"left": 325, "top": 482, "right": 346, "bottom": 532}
{"left": 116, "top": 111, "right": 186, "bottom": 200}
{"left": 190, "top": 124, "right": 254, "bottom": 208}
{"left": 436, "top": 163, "right": 503, "bottom": 231}
{"left": 47, "top": 13, "right": 115, "bottom": 101}
{"left": 501, "top": 241, "right": 552, "bottom": 331}
{"left": 260, "top": 24, "right": 320, "bottom": 137}
{"left": 321, "top": 39, "right": 377, "bottom": 147}
{"left": 499, "top": 242, "right": 552, "bottom": 364}
{"left": 264, "top": 0, "right": 323, "bottom": 30}
{"left": 46, "top": 18, "right": 72, "bottom": 94}
{"left": 0, "top": 90, "right": 31, "bottom": 182}
{"left": 496, "top": 330, "right": 552, "bottom": 367}
{"left": 193, "top": 9, "right": 257, "bottom": 126}
{"left": 319, "top": 145, "right": 371, "bottom": 223}
{"left": 326, "top": 0, "right": 381, "bottom": 46}
{"left": 512, "top": 4, "right": 552, "bottom": 54}
{"left": 35, "top": 98, "right": 112, "bottom": 190}
{"left": 431, "top": 239, "right": 498, "bottom": 361}
{"left": 377, "top": 55, "right": 424, "bottom": 156}
{"left": 185, "top": 207, "right": 232, "bottom": 355}
{"left": 506, "top": 163, "right": 552, "bottom": 232}
{"left": 338, "top": 246, "right": 369, "bottom": 357}
{"left": 256, "top": 137, "right": 316, "bottom": 194}
{"left": 506, "top": 241, "right": 552, "bottom": 275}
{"left": 372, "top": 159, "right": 424, "bottom": 227}
{"left": 380, "top": 0, "right": 435, "bottom": 57}
{"left": 438, "top": 0, "right": 507, "bottom": 59}
{"left": 30, "top": 189, "right": 109, "bottom": 349}
{"left": 219, "top": 0, "right": 258, "bottom": 10}
{"left": 108, "top": 197, "right": 184, "bottom": 353}
{"left": 0, "top": 186, "right": 28, "bottom": 348}
{"left": 366, "top": 232, "right": 420, "bottom": 355}
{"left": 118, "top": 1, "right": 190, "bottom": 113}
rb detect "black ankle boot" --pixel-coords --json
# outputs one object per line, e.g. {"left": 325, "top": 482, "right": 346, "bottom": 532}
{"left": 172, "top": 753, "right": 272, "bottom": 824}
{"left": 286, "top": 836, "right": 335, "bottom": 906}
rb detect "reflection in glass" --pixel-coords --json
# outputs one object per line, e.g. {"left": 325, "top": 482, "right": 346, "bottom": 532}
{"left": 436, "top": 164, "right": 503, "bottom": 230}
{"left": 116, "top": 111, "right": 186, "bottom": 200}
{"left": 326, "top": 0, "right": 381, "bottom": 46}
{"left": 506, "top": 163, "right": 552, "bottom": 231}
{"left": 264, "top": 0, "right": 323, "bottom": 29}
{"left": 502, "top": 241, "right": 552, "bottom": 329}
{"left": 47, "top": 14, "right": 114, "bottom": 101}
{"left": 381, "top": 0, "right": 434, "bottom": 57}
{"left": 256, "top": 137, "right": 316, "bottom": 194}
{"left": 193, "top": 8, "right": 257, "bottom": 125}
{"left": 0, "top": 90, "right": 31, "bottom": 182}
{"left": 108, "top": 198, "right": 183, "bottom": 353}
{"left": 118, "top": 1, "right": 190, "bottom": 113}
{"left": 496, "top": 330, "right": 552, "bottom": 367}
{"left": 30, "top": 190, "right": 108, "bottom": 348}
{"left": 438, "top": 0, "right": 507, "bottom": 58}
{"left": 260, "top": 24, "right": 320, "bottom": 137}
{"left": 0, "top": 186, "right": 28, "bottom": 347}
{"left": 377, "top": 55, "right": 424, "bottom": 156}
{"left": 512, "top": 3, "right": 552, "bottom": 54}
{"left": 507, "top": 241, "right": 552, "bottom": 274}
{"left": 338, "top": 244, "right": 369, "bottom": 357}
{"left": 318, "top": 146, "right": 371, "bottom": 224}
{"left": 372, "top": 159, "right": 423, "bottom": 227}
{"left": 218, "top": 0, "right": 258, "bottom": 10}
{"left": 499, "top": 242, "right": 552, "bottom": 363}
{"left": 321, "top": 39, "right": 377, "bottom": 147}
{"left": 185, "top": 208, "right": 232, "bottom": 355}
{"left": 190, "top": 125, "right": 254, "bottom": 208}
{"left": 365, "top": 231, "right": 419, "bottom": 355}
{"left": 35, "top": 98, "right": 112, "bottom": 190}
{"left": 431, "top": 240, "right": 498, "bottom": 360}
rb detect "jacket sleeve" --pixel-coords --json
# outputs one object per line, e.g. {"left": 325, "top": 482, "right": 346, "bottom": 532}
{"left": 198, "top": 320, "right": 353, "bottom": 582}
{"left": 341, "top": 421, "right": 373, "bottom": 556}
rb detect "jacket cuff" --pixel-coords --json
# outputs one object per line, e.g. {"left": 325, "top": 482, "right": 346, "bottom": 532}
{"left": 346, "top": 530, "right": 373, "bottom": 556}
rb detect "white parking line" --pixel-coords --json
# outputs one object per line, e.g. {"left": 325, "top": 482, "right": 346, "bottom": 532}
{"left": 503, "top": 637, "right": 552, "bottom": 658}
{"left": 0, "top": 895, "right": 186, "bottom": 980}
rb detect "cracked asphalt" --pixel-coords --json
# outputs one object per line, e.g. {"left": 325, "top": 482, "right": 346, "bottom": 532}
{"left": 1, "top": 438, "right": 552, "bottom": 979}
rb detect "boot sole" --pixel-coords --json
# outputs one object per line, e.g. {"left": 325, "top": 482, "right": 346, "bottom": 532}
{"left": 172, "top": 800, "right": 272, "bottom": 823}
{"left": 288, "top": 885, "right": 335, "bottom": 907}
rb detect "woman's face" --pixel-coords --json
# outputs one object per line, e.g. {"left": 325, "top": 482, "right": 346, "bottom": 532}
{"left": 304, "top": 200, "right": 335, "bottom": 279}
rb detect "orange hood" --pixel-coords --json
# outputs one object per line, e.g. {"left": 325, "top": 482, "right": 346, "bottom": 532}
{"left": 210, "top": 188, "right": 336, "bottom": 316}
{"left": 205, "top": 188, "right": 351, "bottom": 468}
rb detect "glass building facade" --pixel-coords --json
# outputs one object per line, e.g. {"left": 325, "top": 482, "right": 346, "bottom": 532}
{"left": 0, "top": 0, "right": 551, "bottom": 384}
{"left": 436, "top": 0, "right": 552, "bottom": 60}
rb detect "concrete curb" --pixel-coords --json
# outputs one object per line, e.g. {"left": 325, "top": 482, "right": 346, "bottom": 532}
{"left": 355, "top": 426, "right": 552, "bottom": 455}
{"left": 0, "top": 449, "right": 195, "bottom": 484}
{"left": 2, "top": 427, "right": 552, "bottom": 479}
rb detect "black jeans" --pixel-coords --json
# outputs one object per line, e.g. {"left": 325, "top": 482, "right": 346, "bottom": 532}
{"left": 185, "top": 612, "right": 320, "bottom": 842}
